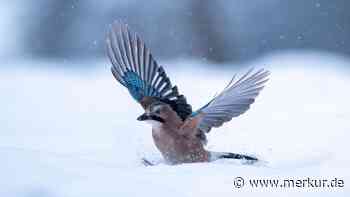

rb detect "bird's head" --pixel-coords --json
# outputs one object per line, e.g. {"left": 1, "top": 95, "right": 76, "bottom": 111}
{"left": 137, "top": 101, "right": 173, "bottom": 127}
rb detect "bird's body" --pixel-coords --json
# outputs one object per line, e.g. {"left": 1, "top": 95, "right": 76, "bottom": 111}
{"left": 151, "top": 121, "right": 209, "bottom": 164}
{"left": 140, "top": 98, "right": 208, "bottom": 164}
{"left": 106, "top": 21, "right": 270, "bottom": 165}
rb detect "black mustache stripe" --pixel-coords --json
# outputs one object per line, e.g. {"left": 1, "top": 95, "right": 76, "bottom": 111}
{"left": 137, "top": 113, "right": 165, "bottom": 123}
{"left": 149, "top": 115, "right": 165, "bottom": 123}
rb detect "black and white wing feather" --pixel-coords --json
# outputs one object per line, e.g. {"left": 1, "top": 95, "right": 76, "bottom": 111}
{"left": 106, "top": 21, "right": 192, "bottom": 120}
{"left": 193, "top": 68, "right": 270, "bottom": 132}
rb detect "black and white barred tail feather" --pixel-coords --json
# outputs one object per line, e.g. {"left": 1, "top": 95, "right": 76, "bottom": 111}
{"left": 209, "top": 151, "right": 258, "bottom": 162}
{"left": 106, "top": 21, "right": 192, "bottom": 120}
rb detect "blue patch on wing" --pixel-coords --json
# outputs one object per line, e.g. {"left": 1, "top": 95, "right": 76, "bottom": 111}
{"left": 190, "top": 111, "right": 198, "bottom": 117}
{"left": 123, "top": 71, "right": 160, "bottom": 101}
{"left": 124, "top": 72, "right": 144, "bottom": 101}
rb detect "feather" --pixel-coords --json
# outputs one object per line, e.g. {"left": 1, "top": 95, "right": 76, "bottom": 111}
{"left": 106, "top": 21, "right": 192, "bottom": 120}
{"left": 193, "top": 69, "right": 270, "bottom": 132}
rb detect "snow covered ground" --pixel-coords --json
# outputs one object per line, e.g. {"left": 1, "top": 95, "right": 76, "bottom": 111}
{"left": 1, "top": 52, "right": 350, "bottom": 196}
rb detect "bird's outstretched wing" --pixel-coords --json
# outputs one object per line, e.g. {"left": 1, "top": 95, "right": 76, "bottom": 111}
{"left": 192, "top": 68, "right": 270, "bottom": 132}
{"left": 106, "top": 21, "right": 192, "bottom": 120}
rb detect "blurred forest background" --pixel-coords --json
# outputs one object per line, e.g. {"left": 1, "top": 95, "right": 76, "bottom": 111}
{"left": 1, "top": 0, "right": 350, "bottom": 64}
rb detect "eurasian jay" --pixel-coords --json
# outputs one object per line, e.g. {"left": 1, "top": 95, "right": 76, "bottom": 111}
{"left": 106, "top": 21, "right": 270, "bottom": 165}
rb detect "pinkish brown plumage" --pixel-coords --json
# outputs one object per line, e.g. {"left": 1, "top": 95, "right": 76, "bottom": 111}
{"left": 145, "top": 103, "right": 208, "bottom": 164}
{"left": 107, "top": 21, "right": 269, "bottom": 165}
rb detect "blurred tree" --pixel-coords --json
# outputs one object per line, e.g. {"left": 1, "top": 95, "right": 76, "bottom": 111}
{"left": 27, "top": 0, "right": 79, "bottom": 57}
{"left": 190, "top": 1, "right": 236, "bottom": 62}
{"left": 23, "top": 0, "right": 350, "bottom": 64}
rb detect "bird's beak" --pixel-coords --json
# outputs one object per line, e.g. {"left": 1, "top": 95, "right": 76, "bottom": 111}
{"left": 137, "top": 113, "right": 149, "bottom": 121}
{"left": 137, "top": 113, "right": 165, "bottom": 123}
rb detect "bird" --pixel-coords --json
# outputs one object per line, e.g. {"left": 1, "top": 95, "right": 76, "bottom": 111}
{"left": 106, "top": 21, "right": 270, "bottom": 165}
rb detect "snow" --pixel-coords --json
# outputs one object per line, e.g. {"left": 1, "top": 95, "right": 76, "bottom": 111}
{"left": 1, "top": 52, "right": 350, "bottom": 196}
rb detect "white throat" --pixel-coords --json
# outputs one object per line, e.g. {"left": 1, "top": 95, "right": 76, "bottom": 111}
{"left": 145, "top": 120, "right": 163, "bottom": 130}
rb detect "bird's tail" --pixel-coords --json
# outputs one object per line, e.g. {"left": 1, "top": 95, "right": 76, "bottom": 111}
{"left": 209, "top": 151, "right": 258, "bottom": 162}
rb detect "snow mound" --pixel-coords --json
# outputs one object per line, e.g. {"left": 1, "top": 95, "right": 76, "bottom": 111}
{"left": 1, "top": 52, "right": 349, "bottom": 196}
